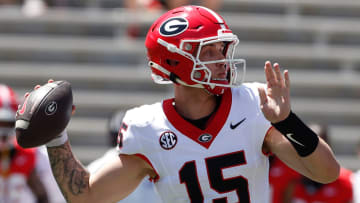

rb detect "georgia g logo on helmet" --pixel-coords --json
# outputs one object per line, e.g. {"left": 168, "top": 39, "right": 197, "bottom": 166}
{"left": 159, "top": 17, "right": 189, "bottom": 37}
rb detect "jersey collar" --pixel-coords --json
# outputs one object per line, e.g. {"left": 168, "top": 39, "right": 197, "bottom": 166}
{"left": 163, "top": 89, "right": 232, "bottom": 149}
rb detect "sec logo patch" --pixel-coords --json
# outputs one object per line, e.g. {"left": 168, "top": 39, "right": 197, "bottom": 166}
{"left": 159, "top": 17, "right": 188, "bottom": 37}
{"left": 159, "top": 131, "right": 177, "bottom": 150}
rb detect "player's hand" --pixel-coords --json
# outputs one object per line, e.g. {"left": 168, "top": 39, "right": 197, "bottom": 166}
{"left": 258, "top": 61, "right": 291, "bottom": 123}
{"left": 16, "top": 78, "right": 74, "bottom": 148}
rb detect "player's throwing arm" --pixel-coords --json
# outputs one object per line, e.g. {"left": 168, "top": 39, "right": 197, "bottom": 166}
{"left": 15, "top": 80, "right": 153, "bottom": 203}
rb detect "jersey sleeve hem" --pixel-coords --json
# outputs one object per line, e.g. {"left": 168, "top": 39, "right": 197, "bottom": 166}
{"left": 134, "top": 153, "right": 160, "bottom": 182}
{"left": 262, "top": 126, "right": 274, "bottom": 156}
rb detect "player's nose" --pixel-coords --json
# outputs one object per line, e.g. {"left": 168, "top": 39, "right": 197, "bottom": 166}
{"left": 216, "top": 59, "right": 227, "bottom": 70}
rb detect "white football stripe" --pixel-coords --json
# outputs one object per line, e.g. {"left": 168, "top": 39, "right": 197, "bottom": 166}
{"left": 15, "top": 120, "right": 30, "bottom": 129}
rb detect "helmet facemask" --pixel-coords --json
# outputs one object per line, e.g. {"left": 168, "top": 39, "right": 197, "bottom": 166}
{"left": 187, "top": 33, "right": 246, "bottom": 93}
{"left": 151, "top": 31, "right": 246, "bottom": 95}
{"left": 146, "top": 5, "right": 246, "bottom": 95}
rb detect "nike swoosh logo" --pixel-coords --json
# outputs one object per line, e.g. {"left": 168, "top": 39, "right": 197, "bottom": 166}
{"left": 285, "top": 133, "right": 305, "bottom": 147}
{"left": 230, "top": 118, "right": 246, "bottom": 130}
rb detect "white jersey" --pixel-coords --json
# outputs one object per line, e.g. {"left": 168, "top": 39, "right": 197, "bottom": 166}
{"left": 352, "top": 170, "right": 360, "bottom": 203}
{"left": 118, "top": 83, "right": 272, "bottom": 203}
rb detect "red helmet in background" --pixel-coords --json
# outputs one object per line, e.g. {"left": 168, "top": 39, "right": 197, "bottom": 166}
{"left": 0, "top": 84, "right": 18, "bottom": 123}
{"left": 145, "top": 5, "right": 246, "bottom": 95}
{"left": 0, "top": 84, "right": 18, "bottom": 147}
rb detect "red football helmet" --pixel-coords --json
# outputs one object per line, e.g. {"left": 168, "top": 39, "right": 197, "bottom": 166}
{"left": 0, "top": 84, "right": 18, "bottom": 147}
{"left": 145, "top": 5, "right": 246, "bottom": 95}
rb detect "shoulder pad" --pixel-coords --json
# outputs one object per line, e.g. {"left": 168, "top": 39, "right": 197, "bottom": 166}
{"left": 123, "top": 102, "right": 162, "bottom": 127}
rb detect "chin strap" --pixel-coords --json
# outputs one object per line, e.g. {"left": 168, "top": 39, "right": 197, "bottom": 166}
{"left": 149, "top": 61, "right": 203, "bottom": 88}
{"left": 203, "top": 88, "right": 214, "bottom": 96}
{"left": 149, "top": 60, "right": 227, "bottom": 97}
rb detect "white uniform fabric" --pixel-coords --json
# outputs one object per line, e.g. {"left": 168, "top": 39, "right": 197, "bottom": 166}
{"left": 35, "top": 146, "right": 66, "bottom": 203}
{"left": 118, "top": 83, "right": 271, "bottom": 203}
{"left": 352, "top": 170, "right": 360, "bottom": 203}
{"left": 25, "top": 146, "right": 66, "bottom": 203}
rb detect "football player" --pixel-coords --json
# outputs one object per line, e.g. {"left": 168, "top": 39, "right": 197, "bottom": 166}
{"left": 0, "top": 84, "right": 49, "bottom": 203}
{"left": 31, "top": 5, "right": 339, "bottom": 203}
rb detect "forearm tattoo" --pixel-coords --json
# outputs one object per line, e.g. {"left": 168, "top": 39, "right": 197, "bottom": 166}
{"left": 47, "top": 142, "right": 90, "bottom": 202}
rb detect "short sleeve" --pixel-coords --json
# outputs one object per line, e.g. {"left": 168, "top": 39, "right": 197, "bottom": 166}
{"left": 239, "top": 83, "right": 272, "bottom": 155}
{"left": 117, "top": 110, "right": 143, "bottom": 155}
{"left": 244, "top": 83, "right": 271, "bottom": 129}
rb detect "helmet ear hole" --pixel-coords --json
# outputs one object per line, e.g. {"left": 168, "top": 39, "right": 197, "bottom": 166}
{"left": 166, "top": 59, "right": 179, "bottom": 67}
{"left": 223, "top": 42, "right": 230, "bottom": 55}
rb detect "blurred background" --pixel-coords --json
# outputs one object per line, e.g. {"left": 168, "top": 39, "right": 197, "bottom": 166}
{"left": 0, "top": 0, "right": 359, "bottom": 171}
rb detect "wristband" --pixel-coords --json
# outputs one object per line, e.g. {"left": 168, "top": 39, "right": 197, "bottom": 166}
{"left": 46, "top": 130, "right": 68, "bottom": 147}
{"left": 272, "top": 111, "right": 319, "bottom": 157}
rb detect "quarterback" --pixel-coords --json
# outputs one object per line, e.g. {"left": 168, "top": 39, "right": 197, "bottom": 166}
{"left": 28, "top": 5, "right": 339, "bottom": 203}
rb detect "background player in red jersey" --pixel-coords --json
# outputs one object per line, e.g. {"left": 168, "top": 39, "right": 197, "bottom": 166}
{"left": 269, "top": 156, "right": 301, "bottom": 203}
{"left": 282, "top": 123, "right": 353, "bottom": 203}
{"left": 0, "top": 84, "right": 49, "bottom": 203}
{"left": 22, "top": 5, "right": 340, "bottom": 203}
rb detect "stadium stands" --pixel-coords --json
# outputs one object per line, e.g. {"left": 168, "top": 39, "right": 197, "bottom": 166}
{"left": 0, "top": 0, "right": 359, "bottom": 169}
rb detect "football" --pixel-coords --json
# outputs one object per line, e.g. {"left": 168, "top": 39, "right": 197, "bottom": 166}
{"left": 15, "top": 81, "right": 73, "bottom": 148}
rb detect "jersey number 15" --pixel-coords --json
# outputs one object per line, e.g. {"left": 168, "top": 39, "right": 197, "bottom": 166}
{"left": 179, "top": 150, "right": 250, "bottom": 203}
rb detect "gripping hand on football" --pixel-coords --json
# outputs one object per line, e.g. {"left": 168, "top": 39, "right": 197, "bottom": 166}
{"left": 20, "top": 79, "right": 76, "bottom": 148}
{"left": 258, "top": 61, "right": 291, "bottom": 124}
